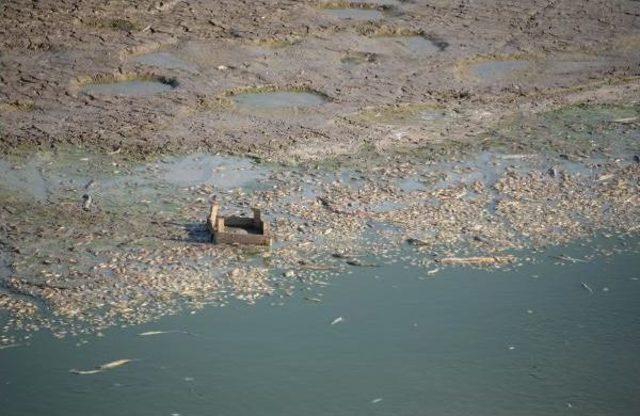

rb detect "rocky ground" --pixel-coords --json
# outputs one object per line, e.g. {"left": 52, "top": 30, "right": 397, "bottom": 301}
{"left": 0, "top": 0, "right": 639, "bottom": 344}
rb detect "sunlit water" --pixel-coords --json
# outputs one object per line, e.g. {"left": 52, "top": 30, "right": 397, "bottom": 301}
{"left": 233, "top": 91, "right": 327, "bottom": 110}
{"left": 1, "top": 238, "right": 639, "bottom": 415}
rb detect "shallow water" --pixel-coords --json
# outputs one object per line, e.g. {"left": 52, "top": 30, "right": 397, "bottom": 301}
{"left": 156, "top": 154, "right": 266, "bottom": 189}
{"left": 324, "top": 9, "right": 384, "bottom": 20}
{"left": 82, "top": 80, "right": 175, "bottom": 96}
{"left": 472, "top": 60, "right": 529, "bottom": 82}
{"left": 233, "top": 91, "right": 327, "bottom": 110}
{"left": 1, "top": 238, "right": 639, "bottom": 415}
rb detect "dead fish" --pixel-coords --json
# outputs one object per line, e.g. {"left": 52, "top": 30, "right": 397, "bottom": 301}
{"left": 612, "top": 116, "right": 638, "bottom": 123}
{"left": 99, "top": 359, "right": 133, "bottom": 370}
{"left": 406, "top": 237, "right": 429, "bottom": 246}
{"left": 138, "top": 330, "right": 202, "bottom": 338}
{"left": 330, "top": 316, "right": 344, "bottom": 326}
{"left": 426, "top": 268, "right": 440, "bottom": 276}
{"left": 553, "top": 255, "right": 586, "bottom": 263}
{"left": 580, "top": 282, "right": 594, "bottom": 295}
{"left": 346, "top": 259, "right": 379, "bottom": 267}
{"left": 70, "top": 369, "right": 103, "bottom": 375}
{"left": 70, "top": 358, "right": 134, "bottom": 375}
{"left": 0, "top": 343, "right": 21, "bottom": 350}
{"left": 371, "top": 398, "right": 383, "bottom": 404}
{"left": 138, "top": 330, "right": 175, "bottom": 336}
{"left": 304, "top": 297, "right": 322, "bottom": 303}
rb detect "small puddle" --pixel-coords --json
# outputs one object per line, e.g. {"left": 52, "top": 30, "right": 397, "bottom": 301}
{"left": 131, "top": 52, "right": 194, "bottom": 72}
{"left": 0, "top": 158, "right": 50, "bottom": 201}
{"left": 233, "top": 91, "right": 327, "bottom": 110}
{"left": 82, "top": 79, "right": 176, "bottom": 96}
{"left": 324, "top": 8, "right": 383, "bottom": 20}
{"left": 471, "top": 60, "right": 529, "bottom": 82}
{"left": 156, "top": 154, "right": 266, "bottom": 189}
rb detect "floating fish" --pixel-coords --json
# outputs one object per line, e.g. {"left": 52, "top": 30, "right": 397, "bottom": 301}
{"left": 70, "top": 358, "right": 134, "bottom": 375}
{"left": 371, "top": 398, "right": 383, "bottom": 404}
{"left": 137, "top": 330, "right": 200, "bottom": 338}
{"left": 553, "top": 254, "right": 586, "bottom": 263}
{"left": 580, "top": 282, "right": 594, "bottom": 294}
{"left": 99, "top": 359, "right": 133, "bottom": 370}
{"left": 138, "top": 330, "right": 176, "bottom": 337}
{"left": 330, "top": 316, "right": 344, "bottom": 326}
{"left": 70, "top": 369, "right": 103, "bottom": 375}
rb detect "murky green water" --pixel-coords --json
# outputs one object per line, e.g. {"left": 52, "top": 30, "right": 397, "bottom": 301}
{"left": 1, "top": 238, "right": 639, "bottom": 415}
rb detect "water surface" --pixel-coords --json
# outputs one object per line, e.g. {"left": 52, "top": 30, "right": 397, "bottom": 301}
{"left": 82, "top": 80, "right": 175, "bottom": 96}
{"left": 472, "top": 60, "right": 529, "bottom": 82}
{"left": 233, "top": 91, "right": 327, "bottom": 110}
{"left": 1, "top": 239, "right": 639, "bottom": 416}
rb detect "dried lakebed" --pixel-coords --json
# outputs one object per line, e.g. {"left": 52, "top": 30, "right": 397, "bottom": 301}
{"left": 0, "top": 140, "right": 639, "bottom": 345}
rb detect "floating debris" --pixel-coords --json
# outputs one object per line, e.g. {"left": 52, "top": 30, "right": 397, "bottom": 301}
{"left": 553, "top": 254, "right": 587, "bottom": 263}
{"left": 438, "top": 256, "right": 516, "bottom": 266}
{"left": 330, "top": 316, "right": 345, "bottom": 326}
{"left": 70, "top": 358, "right": 134, "bottom": 375}
{"left": 0, "top": 343, "right": 22, "bottom": 350}
{"left": 137, "top": 330, "right": 191, "bottom": 337}
{"left": 580, "top": 282, "right": 594, "bottom": 295}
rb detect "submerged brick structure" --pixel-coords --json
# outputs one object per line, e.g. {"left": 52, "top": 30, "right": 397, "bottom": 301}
{"left": 207, "top": 203, "right": 271, "bottom": 246}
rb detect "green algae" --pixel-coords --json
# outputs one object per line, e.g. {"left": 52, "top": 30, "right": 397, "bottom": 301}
{"left": 484, "top": 103, "right": 640, "bottom": 158}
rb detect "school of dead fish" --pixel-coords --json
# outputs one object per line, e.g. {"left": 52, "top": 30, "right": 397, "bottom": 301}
{"left": 0, "top": 126, "right": 639, "bottom": 346}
